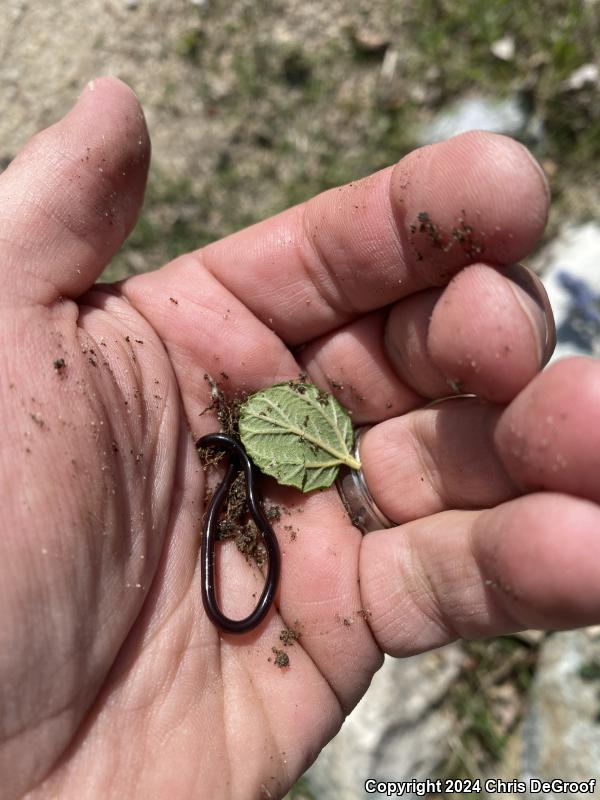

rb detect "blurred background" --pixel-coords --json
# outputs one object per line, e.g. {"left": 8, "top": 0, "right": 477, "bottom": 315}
{"left": 3, "top": 0, "right": 600, "bottom": 796}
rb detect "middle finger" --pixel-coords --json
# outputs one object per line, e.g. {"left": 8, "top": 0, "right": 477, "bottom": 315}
{"left": 299, "top": 262, "right": 555, "bottom": 421}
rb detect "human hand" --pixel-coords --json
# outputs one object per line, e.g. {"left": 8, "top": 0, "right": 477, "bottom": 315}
{"left": 2, "top": 78, "right": 599, "bottom": 800}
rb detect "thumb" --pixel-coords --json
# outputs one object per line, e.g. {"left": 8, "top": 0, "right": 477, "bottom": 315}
{"left": 0, "top": 76, "right": 150, "bottom": 306}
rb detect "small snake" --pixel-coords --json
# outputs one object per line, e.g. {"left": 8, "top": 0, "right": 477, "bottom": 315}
{"left": 196, "top": 433, "right": 281, "bottom": 634}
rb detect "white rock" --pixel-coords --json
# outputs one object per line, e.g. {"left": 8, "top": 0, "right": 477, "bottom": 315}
{"left": 491, "top": 36, "right": 515, "bottom": 62}
{"left": 305, "top": 648, "right": 463, "bottom": 799}
{"left": 565, "top": 63, "right": 599, "bottom": 90}
{"left": 534, "top": 222, "right": 600, "bottom": 361}
{"left": 420, "top": 94, "right": 526, "bottom": 145}
{"left": 518, "top": 632, "right": 600, "bottom": 781}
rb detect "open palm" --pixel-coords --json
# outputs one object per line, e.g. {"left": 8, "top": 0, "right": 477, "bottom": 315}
{"left": 3, "top": 79, "right": 600, "bottom": 800}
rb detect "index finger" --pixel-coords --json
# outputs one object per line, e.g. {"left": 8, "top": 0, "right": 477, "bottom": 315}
{"left": 200, "top": 131, "right": 550, "bottom": 346}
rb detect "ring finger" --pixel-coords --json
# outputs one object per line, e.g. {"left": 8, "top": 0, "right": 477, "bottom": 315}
{"left": 352, "top": 355, "right": 600, "bottom": 527}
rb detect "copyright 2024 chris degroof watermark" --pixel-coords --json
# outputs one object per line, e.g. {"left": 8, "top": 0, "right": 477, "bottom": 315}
{"left": 364, "top": 778, "right": 598, "bottom": 796}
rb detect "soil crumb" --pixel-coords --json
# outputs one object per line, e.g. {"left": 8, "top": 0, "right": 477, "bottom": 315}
{"left": 271, "top": 647, "right": 290, "bottom": 668}
{"left": 280, "top": 627, "right": 301, "bottom": 647}
{"left": 265, "top": 504, "right": 281, "bottom": 521}
{"left": 199, "top": 372, "right": 246, "bottom": 436}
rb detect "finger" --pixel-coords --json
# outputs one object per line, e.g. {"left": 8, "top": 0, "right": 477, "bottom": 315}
{"left": 495, "top": 355, "right": 600, "bottom": 504}
{"left": 334, "top": 355, "right": 600, "bottom": 528}
{"left": 360, "top": 493, "right": 600, "bottom": 657}
{"left": 388, "top": 262, "right": 555, "bottom": 403}
{"left": 0, "top": 77, "right": 150, "bottom": 306}
{"left": 357, "top": 398, "right": 517, "bottom": 525}
{"left": 121, "top": 255, "right": 302, "bottom": 429}
{"left": 296, "top": 309, "right": 422, "bottom": 423}
{"left": 298, "top": 263, "right": 554, "bottom": 419}
{"left": 201, "top": 131, "right": 549, "bottom": 344}
{"left": 260, "top": 481, "right": 383, "bottom": 712}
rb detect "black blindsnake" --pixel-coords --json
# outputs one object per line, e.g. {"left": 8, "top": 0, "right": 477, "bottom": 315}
{"left": 196, "top": 433, "right": 281, "bottom": 634}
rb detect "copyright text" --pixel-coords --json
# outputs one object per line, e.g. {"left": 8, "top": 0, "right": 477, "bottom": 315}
{"left": 364, "top": 778, "right": 597, "bottom": 796}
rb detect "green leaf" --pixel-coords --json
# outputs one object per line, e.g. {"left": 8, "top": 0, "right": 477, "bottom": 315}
{"left": 238, "top": 382, "right": 360, "bottom": 492}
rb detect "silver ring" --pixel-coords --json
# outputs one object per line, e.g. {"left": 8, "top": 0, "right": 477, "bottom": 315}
{"left": 336, "top": 427, "right": 395, "bottom": 534}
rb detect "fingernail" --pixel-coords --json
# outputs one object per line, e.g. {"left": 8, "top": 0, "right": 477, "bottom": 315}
{"left": 522, "top": 145, "right": 551, "bottom": 204}
{"left": 504, "top": 263, "right": 556, "bottom": 365}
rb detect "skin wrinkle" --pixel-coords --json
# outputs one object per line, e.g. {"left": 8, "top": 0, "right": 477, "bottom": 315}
{"left": 391, "top": 155, "right": 451, "bottom": 288}
{"left": 272, "top": 602, "right": 347, "bottom": 713}
{"left": 353, "top": 537, "right": 388, "bottom": 662}
{"left": 116, "top": 527, "right": 197, "bottom": 659}
{"left": 181, "top": 675, "right": 228, "bottom": 799}
{"left": 410, "top": 419, "right": 449, "bottom": 512}
{"left": 274, "top": 279, "right": 318, "bottom": 321}
{"left": 9, "top": 711, "right": 82, "bottom": 799}
{"left": 289, "top": 553, "right": 380, "bottom": 715}
{"left": 70, "top": 338, "right": 143, "bottom": 540}
{"left": 299, "top": 168, "right": 407, "bottom": 320}
{"left": 194, "top": 249, "right": 257, "bottom": 324}
{"left": 4, "top": 398, "right": 110, "bottom": 747}
{"left": 365, "top": 534, "right": 423, "bottom": 652}
{"left": 0, "top": 254, "right": 58, "bottom": 307}
{"left": 387, "top": 162, "right": 424, "bottom": 280}
{"left": 142, "top": 420, "right": 203, "bottom": 636}
{"left": 12, "top": 183, "right": 99, "bottom": 250}
{"left": 481, "top": 407, "right": 519, "bottom": 504}
{"left": 417, "top": 402, "right": 502, "bottom": 512}
{"left": 40, "top": 615, "right": 200, "bottom": 796}
{"left": 377, "top": 166, "right": 407, "bottom": 272}
{"left": 10, "top": 590, "right": 113, "bottom": 790}
{"left": 268, "top": 508, "right": 372, "bottom": 710}
{"left": 221, "top": 647, "right": 250, "bottom": 800}
{"left": 469, "top": 506, "right": 548, "bottom": 630}
{"left": 0, "top": 232, "right": 36, "bottom": 258}
{"left": 299, "top": 202, "right": 361, "bottom": 320}
{"left": 466, "top": 513, "right": 525, "bottom": 635}
{"left": 145, "top": 381, "right": 174, "bottom": 531}
{"left": 429, "top": 518, "right": 504, "bottom": 640}
{"left": 67, "top": 344, "right": 138, "bottom": 590}
{"left": 0, "top": 684, "right": 82, "bottom": 762}
{"left": 378, "top": 303, "right": 413, "bottom": 396}
{"left": 14, "top": 316, "right": 175, "bottom": 795}
{"left": 186, "top": 251, "right": 293, "bottom": 371}
{"left": 235, "top": 648, "right": 285, "bottom": 797}
{"left": 144, "top": 624, "right": 197, "bottom": 718}
{"left": 253, "top": 492, "right": 378, "bottom": 714}
{"left": 506, "top": 281, "right": 545, "bottom": 366}
{"left": 366, "top": 526, "right": 452, "bottom": 654}
{"left": 134, "top": 628, "right": 223, "bottom": 779}
{"left": 20, "top": 160, "right": 129, "bottom": 248}
{"left": 141, "top": 484, "right": 207, "bottom": 649}
{"left": 404, "top": 529, "right": 460, "bottom": 646}
{"left": 386, "top": 287, "right": 462, "bottom": 399}
{"left": 27, "top": 551, "right": 137, "bottom": 781}
{"left": 368, "top": 400, "right": 518, "bottom": 517}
